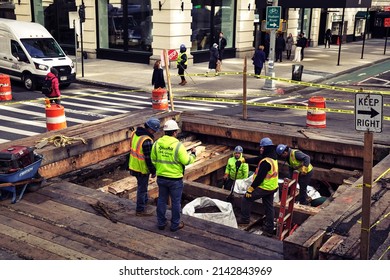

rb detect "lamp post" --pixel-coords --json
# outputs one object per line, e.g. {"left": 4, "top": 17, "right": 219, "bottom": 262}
{"left": 263, "top": 0, "right": 278, "bottom": 90}
{"left": 78, "top": 1, "right": 86, "bottom": 78}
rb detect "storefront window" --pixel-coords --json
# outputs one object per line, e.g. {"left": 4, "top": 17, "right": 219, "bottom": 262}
{"left": 191, "top": 0, "right": 234, "bottom": 52}
{"left": 99, "top": 0, "right": 151, "bottom": 51}
{"left": 31, "top": 0, "right": 76, "bottom": 52}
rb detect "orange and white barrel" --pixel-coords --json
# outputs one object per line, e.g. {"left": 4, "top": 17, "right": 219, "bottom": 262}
{"left": 152, "top": 88, "right": 168, "bottom": 111}
{"left": 0, "top": 74, "right": 12, "bottom": 101}
{"left": 46, "top": 104, "right": 67, "bottom": 131}
{"left": 306, "top": 96, "right": 326, "bottom": 128}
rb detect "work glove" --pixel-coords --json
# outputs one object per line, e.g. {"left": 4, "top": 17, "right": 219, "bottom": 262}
{"left": 223, "top": 173, "right": 229, "bottom": 181}
{"left": 245, "top": 186, "right": 255, "bottom": 198}
{"left": 239, "top": 158, "right": 245, "bottom": 163}
{"left": 301, "top": 166, "right": 308, "bottom": 175}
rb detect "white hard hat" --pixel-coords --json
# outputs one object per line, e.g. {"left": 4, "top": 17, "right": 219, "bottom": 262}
{"left": 163, "top": 120, "right": 180, "bottom": 131}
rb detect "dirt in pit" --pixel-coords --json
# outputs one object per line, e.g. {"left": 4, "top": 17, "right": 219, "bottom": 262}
{"left": 82, "top": 166, "right": 129, "bottom": 190}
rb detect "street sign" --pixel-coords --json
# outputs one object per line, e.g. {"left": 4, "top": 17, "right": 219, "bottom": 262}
{"left": 266, "top": 6, "right": 281, "bottom": 29}
{"left": 384, "top": 18, "right": 390, "bottom": 28}
{"left": 168, "top": 49, "right": 178, "bottom": 61}
{"left": 355, "top": 93, "right": 383, "bottom": 133}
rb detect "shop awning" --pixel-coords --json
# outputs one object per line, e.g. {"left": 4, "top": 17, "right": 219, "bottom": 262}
{"left": 355, "top": 11, "right": 370, "bottom": 19}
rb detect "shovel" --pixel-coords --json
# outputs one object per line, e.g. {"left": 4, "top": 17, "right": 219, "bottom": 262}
{"left": 226, "top": 160, "right": 241, "bottom": 202}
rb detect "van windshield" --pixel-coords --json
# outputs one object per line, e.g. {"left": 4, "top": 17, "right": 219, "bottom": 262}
{"left": 21, "top": 38, "right": 66, "bottom": 58}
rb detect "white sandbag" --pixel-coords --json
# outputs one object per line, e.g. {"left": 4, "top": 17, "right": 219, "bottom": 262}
{"left": 233, "top": 174, "right": 253, "bottom": 194}
{"left": 182, "top": 196, "right": 238, "bottom": 228}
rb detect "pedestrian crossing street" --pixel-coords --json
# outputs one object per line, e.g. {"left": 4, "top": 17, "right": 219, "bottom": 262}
{"left": 0, "top": 88, "right": 302, "bottom": 144}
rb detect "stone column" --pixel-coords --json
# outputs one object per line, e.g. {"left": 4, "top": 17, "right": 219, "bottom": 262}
{"left": 287, "top": 9, "right": 299, "bottom": 41}
{"left": 151, "top": 0, "right": 192, "bottom": 65}
{"left": 235, "top": 0, "right": 255, "bottom": 58}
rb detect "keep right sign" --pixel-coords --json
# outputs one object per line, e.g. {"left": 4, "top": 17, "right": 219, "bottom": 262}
{"left": 355, "top": 93, "right": 383, "bottom": 133}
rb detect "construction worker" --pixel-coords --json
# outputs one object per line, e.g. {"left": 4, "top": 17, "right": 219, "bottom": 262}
{"left": 223, "top": 146, "right": 248, "bottom": 190}
{"left": 128, "top": 117, "right": 161, "bottom": 216}
{"left": 239, "top": 137, "right": 278, "bottom": 237}
{"left": 151, "top": 119, "right": 196, "bottom": 232}
{"left": 276, "top": 144, "right": 313, "bottom": 205}
{"left": 177, "top": 44, "right": 188, "bottom": 86}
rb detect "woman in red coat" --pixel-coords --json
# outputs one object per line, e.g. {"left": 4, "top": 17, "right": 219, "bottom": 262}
{"left": 44, "top": 67, "right": 61, "bottom": 104}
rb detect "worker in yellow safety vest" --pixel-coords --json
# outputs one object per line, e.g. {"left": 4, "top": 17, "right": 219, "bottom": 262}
{"left": 276, "top": 144, "right": 313, "bottom": 205}
{"left": 129, "top": 117, "right": 160, "bottom": 216}
{"left": 151, "top": 119, "right": 196, "bottom": 232}
{"left": 239, "top": 137, "right": 278, "bottom": 237}
{"left": 223, "top": 145, "right": 248, "bottom": 190}
{"left": 177, "top": 44, "right": 188, "bottom": 86}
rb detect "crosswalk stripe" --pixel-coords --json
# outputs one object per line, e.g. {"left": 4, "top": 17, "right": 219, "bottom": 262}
{"left": 21, "top": 102, "right": 88, "bottom": 124}
{"left": 0, "top": 125, "right": 39, "bottom": 137}
{"left": 1, "top": 115, "right": 46, "bottom": 128}
{"left": 0, "top": 138, "right": 11, "bottom": 144}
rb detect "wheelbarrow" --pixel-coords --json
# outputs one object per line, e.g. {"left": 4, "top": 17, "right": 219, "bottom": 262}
{"left": 0, "top": 154, "right": 44, "bottom": 203}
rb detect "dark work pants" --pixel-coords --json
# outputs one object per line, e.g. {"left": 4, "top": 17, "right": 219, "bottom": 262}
{"left": 298, "top": 170, "right": 313, "bottom": 205}
{"left": 135, "top": 173, "right": 150, "bottom": 212}
{"left": 178, "top": 67, "right": 185, "bottom": 82}
{"left": 241, "top": 187, "right": 276, "bottom": 233}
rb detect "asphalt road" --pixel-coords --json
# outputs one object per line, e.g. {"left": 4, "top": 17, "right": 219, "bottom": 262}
{"left": 1, "top": 62, "right": 389, "bottom": 144}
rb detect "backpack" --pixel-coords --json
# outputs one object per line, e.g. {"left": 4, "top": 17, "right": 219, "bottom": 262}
{"left": 41, "top": 77, "right": 53, "bottom": 95}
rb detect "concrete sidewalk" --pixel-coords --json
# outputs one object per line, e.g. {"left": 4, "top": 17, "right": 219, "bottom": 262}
{"left": 75, "top": 39, "right": 390, "bottom": 97}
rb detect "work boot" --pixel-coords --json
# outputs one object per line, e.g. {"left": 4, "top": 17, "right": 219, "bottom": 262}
{"left": 170, "top": 221, "right": 184, "bottom": 232}
{"left": 136, "top": 210, "right": 154, "bottom": 217}
{"left": 181, "top": 80, "right": 187, "bottom": 86}
{"left": 178, "top": 81, "right": 184, "bottom": 85}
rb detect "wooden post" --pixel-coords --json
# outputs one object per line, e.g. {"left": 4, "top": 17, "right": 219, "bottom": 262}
{"left": 360, "top": 131, "right": 373, "bottom": 259}
{"left": 163, "top": 49, "right": 174, "bottom": 111}
{"left": 243, "top": 56, "right": 247, "bottom": 120}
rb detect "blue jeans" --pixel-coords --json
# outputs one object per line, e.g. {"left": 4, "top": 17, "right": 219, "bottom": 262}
{"left": 135, "top": 174, "right": 150, "bottom": 212}
{"left": 156, "top": 177, "right": 183, "bottom": 230}
{"left": 241, "top": 187, "right": 276, "bottom": 233}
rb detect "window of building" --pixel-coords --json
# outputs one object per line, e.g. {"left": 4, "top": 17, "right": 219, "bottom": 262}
{"left": 98, "top": 0, "right": 152, "bottom": 51}
{"left": 191, "top": 0, "right": 234, "bottom": 52}
{"left": 31, "top": 0, "right": 77, "bottom": 53}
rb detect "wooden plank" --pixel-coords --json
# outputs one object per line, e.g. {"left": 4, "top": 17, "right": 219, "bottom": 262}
{"left": 319, "top": 234, "right": 345, "bottom": 260}
{"left": 40, "top": 183, "right": 282, "bottom": 259}
{"left": 0, "top": 214, "right": 112, "bottom": 259}
{"left": 180, "top": 112, "right": 388, "bottom": 162}
{"left": 0, "top": 222, "right": 94, "bottom": 259}
{"left": 0, "top": 209, "right": 143, "bottom": 260}
{"left": 0, "top": 232, "right": 63, "bottom": 260}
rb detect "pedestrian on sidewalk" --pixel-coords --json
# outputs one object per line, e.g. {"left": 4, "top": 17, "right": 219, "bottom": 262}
{"left": 43, "top": 67, "right": 61, "bottom": 104}
{"left": 206, "top": 43, "right": 220, "bottom": 76}
{"left": 325, "top": 29, "right": 332, "bottom": 48}
{"left": 285, "top": 33, "right": 294, "bottom": 60}
{"left": 239, "top": 137, "right": 278, "bottom": 237}
{"left": 299, "top": 33, "right": 308, "bottom": 61}
{"left": 275, "top": 32, "right": 286, "bottom": 62}
{"left": 292, "top": 34, "right": 303, "bottom": 62}
{"left": 218, "top": 31, "right": 227, "bottom": 61}
{"left": 177, "top": 44, "right": 188, "bottom": 86}
{"left": 151, "top": 120, "right": 196, "bottom": 232}
{"left": 276, "top": 144, "right": 313, "bottom": 205}
{"left": 223, "top": 146, "right": 248, "bottom": 190}
{"left": 129, "top": 117, "right": 161, "bottom": 216}
{"left": 151, "top": 60, "right": 166, "bottom": 89}
{"left": 252, "top": 45, "right": 266, "bottom": 78}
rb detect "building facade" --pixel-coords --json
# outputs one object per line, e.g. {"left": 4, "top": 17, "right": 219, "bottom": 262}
{"left": 1, "top": 0, "right": 388, "bottom": 65}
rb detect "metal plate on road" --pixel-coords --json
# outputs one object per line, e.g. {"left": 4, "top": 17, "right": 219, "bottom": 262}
{"left": 266, "top": 6, "right": 281, "bottom": 29}
{"left": 355, "top": 93, "right": 383, "bottom": 133}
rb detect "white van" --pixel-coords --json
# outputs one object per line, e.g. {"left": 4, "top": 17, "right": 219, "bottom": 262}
{"left": 0, "top": 19, "right": 75, "bottom": 90}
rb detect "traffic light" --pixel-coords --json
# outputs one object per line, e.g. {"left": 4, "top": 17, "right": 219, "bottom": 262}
{"left": 79, "top": 4, "right": 85, "bottom": 23}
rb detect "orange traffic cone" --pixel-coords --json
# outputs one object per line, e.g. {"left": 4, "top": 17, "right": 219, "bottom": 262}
{"left": 336, "top": 36, "right": 340, "bottom": 45}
